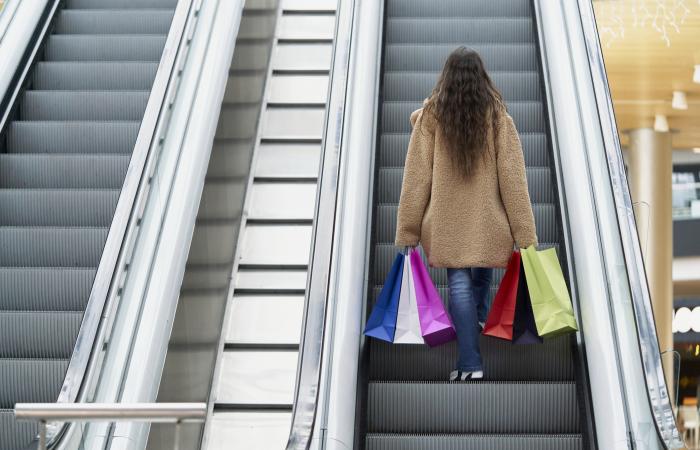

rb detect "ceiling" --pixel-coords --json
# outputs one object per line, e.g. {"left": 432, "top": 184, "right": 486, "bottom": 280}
{"left": 593, "top": 0, "right": 700, "bottom": 150}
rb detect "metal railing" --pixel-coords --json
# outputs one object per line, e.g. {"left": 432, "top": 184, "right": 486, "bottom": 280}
{"left": 15, "top": 403, "right": 206, "bottom": 450}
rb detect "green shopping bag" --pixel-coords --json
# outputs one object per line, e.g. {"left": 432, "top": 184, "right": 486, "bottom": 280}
{"left": 521, "top": 245, "right": 578, "bottom": 338}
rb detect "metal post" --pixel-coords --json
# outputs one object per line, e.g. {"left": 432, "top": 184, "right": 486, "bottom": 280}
{"left": 174, "top": 420, "right": 181, "bottom": 450}
{"left": 39, "top": 421, "right": 47, "bottom": 450}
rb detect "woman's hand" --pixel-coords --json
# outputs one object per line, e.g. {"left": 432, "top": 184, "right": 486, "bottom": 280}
{"left": 404, "top": 245, "right": 417, "bottom": 254}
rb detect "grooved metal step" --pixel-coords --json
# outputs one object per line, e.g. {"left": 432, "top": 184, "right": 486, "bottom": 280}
{"left": 0, "top": 359, "right": 68, "bottom": 408}
{"left": 45, "top": 35, "right": 167, "bottom": 61}
{"left": 368, "top": 381, "right": 579, "bottom": 434}
{"left": 386, "top": 18, "right": 535, "bottom": 43}
{"left": 21, "top": 91, "right": 150, "bottom": 121}
{"left": 385, "top": 0, "right": 532, "bottom": 17}
{"left": 0, "top": 268, "right": 95, "bottom": 312}
{"left": 7, "top": 121, "right": 140, "bottom": 154}
{"left": 0, "top": 410, "right": 36, "bottom": 450}
{"left": 0, "top": 312, "right": 83, "bottom": 358}
{"left": 55, "top": 10, "right": 175, "bottom": 34}
{"left": 365, "top": 433, "right": 583, "bottom": 450}
{"left": 0, "top": 190, "right": 120, "bottom": 226}
{"left": 0, "top": 154, "right": 130, "bottom": 189}
{"left": 369, "top": 335, "right": 573, "bottom": 381}
{"left": 33, "top": 62, "right": 158, "bottom": 90}
{"left": 66, "top": 0, "right": 178, "bottom": 8}
{"left": 0, "top": 227, "right": 108, "bottom": 267}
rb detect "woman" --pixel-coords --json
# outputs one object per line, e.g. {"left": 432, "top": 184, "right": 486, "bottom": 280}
{"left": 394, "top": 47, "right": 538, "bottom": 381}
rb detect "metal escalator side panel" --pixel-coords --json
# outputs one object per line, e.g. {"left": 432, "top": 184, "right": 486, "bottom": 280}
{"left": 573, "top": 0, "right": 682, "bottom": 447}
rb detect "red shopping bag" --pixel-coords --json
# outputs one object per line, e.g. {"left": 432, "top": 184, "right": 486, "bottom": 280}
{"left": 482, "top": 251, "right": 520, "bottom": 341}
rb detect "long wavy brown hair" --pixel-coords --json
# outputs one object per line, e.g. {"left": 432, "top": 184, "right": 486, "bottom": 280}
{"left": 423, "top": 47, "right": 505, "bottom": 180}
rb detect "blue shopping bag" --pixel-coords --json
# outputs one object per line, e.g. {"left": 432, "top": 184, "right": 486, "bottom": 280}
{"left": 363, "top": 252, "right": 404, "bottom": 342}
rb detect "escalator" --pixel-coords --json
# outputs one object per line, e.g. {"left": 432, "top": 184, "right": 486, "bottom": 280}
{"left": 0, "top": 0, "right": 177, "bottom": 448}
{"left": 358, "top": 0, "right": 591, "bottom": 448}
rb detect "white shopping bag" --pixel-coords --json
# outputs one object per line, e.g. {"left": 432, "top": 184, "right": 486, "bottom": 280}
{"left": 393, "top": 253, "right": 425, "bottom": 344}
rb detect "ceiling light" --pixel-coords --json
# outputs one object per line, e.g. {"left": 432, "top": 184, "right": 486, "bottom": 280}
{"left": 654, "top": 114, "right": 669, "bottom": 132}
{"left": 694, "top": 65, "right": 700, "bottom": 84}
{"left": 693, "top": 148, "right": 700, "bottom": 154}
{"left": 672, "top": 91, "right": 688, "bottom": 110}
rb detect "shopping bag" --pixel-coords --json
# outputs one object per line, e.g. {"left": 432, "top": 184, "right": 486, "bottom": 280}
{"left": 521, "top": 245, "right": 578, "bottom": 338}
{"left": 482, "top": 251, "right": 520, "bottom": 340}
{"left": 409, "top": 250, "right": 457, "bottom": 347}
{"left": 512, "top": 264, "right": 543, "bottom": 344}
{"left": 363, "top": 252, "right": 404, "bottom": 342}
{"left": 394, "top": 250, "right": 425, "bottom": 344}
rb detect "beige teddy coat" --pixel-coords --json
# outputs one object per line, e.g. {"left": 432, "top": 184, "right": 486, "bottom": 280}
{"left": 394, "top": 102, "right": 538, "bottom": 268}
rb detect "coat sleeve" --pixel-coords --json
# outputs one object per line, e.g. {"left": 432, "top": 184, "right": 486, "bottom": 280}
{"left": 495, "top": 112, "right": 539, "bottom": 249}
{"left": 394, "top": 108, "right": 435, "bottom": 247}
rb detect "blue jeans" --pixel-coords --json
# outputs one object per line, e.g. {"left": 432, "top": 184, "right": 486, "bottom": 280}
{"left": 446, "top": 267, "right": 493, "bottom": 372}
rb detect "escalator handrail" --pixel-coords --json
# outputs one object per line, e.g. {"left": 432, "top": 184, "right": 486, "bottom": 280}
{"left": 0, "top": 0, "right": 59, "bottom": 138}
{"left": 42, "top": 0, "right": 199, "bottom": 445}
{"left": 286, "top": 0, "right": 356, "bottom": 448}
{"left": 574, "top": 0, "right": 683, "bottom": 447}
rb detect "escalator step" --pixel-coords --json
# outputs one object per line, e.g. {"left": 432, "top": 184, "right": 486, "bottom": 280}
{"left": 0, "top": 410, "right": 36, "bottom": 450}
{"left": 0, "top": 154, "right": 130, "bottom": 189}
{"left": 0, "top": 312, "right": 82, "bottom": 359}
{"left": 21, "top": 91, "right": 149, "bottom": 121}
{"left": 0, "top": 267, "right": 95, "bottom": 312}
{"left": 365, "top": 433, "right": 582, "bottom": 450}
{"left": 386, "top": 0, "right": 531, "bottom": 17}
{"left": 45, "top": 35, "right": 167, "bottom": 61}
{"left": 377, "top": 166, "right": 554, "bottom": 204}
{"left": 374, "top": 203, "right": 558, "bottom": 245}
{"left": 0, "top": 359, "right": 68, "bottom": 408}
{"left": 382, "top": 101, "right": 545, "bottom": 134}
{"left": 380, "top": 133, "right": 550, "bottom": 168}
{"left": 7, "top": 121, "right": 139, "bottom": 154}
{"left": 0, "top": 227, "right": 108, "bottom": 267}
{"left": 367, "top": 381, "right": 579, "bottom": 434}
{"left": 55, "top": 10, "right": 174, "bottom": 35}
{"left": 384, "top": 44, "right": 538, "bottom": 72}
{"left": 33, "top": 62, "right": 158, "bottom": 90}
{"left": 368, "top": 335, "right": 573, "bottom": 381}
{"left": 383, "top": 72, "right": 542, "bottom": 102}
{"left": 0, "top": 190, "right": 120, "bottom": 227}
{"left": 66, "top": 0, "right": 178, "bottom": 9}
{"left": 386, "top": 17, "right": 535, "bottom": 44}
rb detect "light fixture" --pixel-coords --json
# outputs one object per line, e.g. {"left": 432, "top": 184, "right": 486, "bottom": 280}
{"left": 654, "top": 114, "right": 669, "bottom": 132}
{"left": 672, "top": 91, "right": 688, "bottom": 110}
{"left": 693, "top": 148, "right": 700, "bottom": 154}
{"left": 694, "top": 65, "right": 700, "bottom": 84}
{"left": 675, "top": 307, "right": 692, "bottom": 333}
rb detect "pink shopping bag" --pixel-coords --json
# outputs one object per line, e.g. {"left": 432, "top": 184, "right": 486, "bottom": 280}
{"left": 409, "top": 250, "right": 457, "bottom": 347}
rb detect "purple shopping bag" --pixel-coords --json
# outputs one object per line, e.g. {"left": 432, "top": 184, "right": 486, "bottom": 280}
{"left": 409, "top": 250, "right": 457, "bottom": 347}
